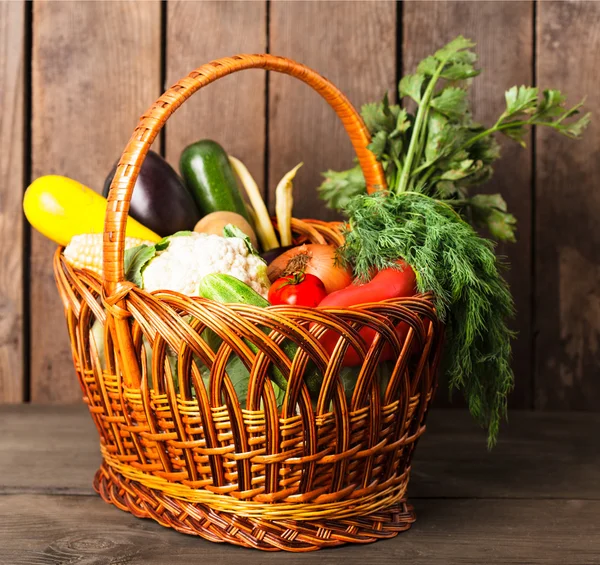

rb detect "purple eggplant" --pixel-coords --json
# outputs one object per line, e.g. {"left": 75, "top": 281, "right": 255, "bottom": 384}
{"left": 103, "top": 150, "right": 201, "bottom": 237}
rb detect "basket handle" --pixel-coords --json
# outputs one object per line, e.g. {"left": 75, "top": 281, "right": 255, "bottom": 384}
{"left": 103, "top": 54, "right": 386, "bottom": 294}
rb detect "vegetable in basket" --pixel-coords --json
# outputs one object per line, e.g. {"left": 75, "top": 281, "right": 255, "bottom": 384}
{"left": 275, "top": 162, "right": 303, "bottom": 247}
{"left": 103, "top": 150, "right": 201, "bottom": 237}
{"left": 64, "top": 234, "right": 155, "bottom": 276}
{"left": 319, "top": 37, "right": 590, "bottom": 244}
{"left": 228, "top": 155, "right": 280, "bottom": 252}
{"left": 225, "top": 157, "right": 304, "bottom": 252}
{"left": 23, "top": 175, "right": 160, "bottom": 246}
{"left": 197, "top": 273, "right": 289, "bottom": 395}
{"left": 267, "top": 244, "right": 352, "bottom": 294}
{"left": 317, "top": 263, "right": 416, "bottom": 366}
{"left": 194, "top": 211, "right": 258, "bottom": 249}
{"left": 180, "top": 140, "right": 251, "bottom": 223}
{"left": 89, "top": 281, "right": 285, "bottom": 409}
{"left": 124, "top": 228, "right": 270, "bottom": 298}
{"left": 199, "top": 273, "right": 323, "bottom": 397}
{"left": 318, "top": 36, "right": 590, "bottom": 446}
{"left": 269, "top": 272, "right": 327, "bottom": 307}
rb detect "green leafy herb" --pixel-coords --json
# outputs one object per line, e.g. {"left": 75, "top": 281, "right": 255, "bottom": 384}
{"left": 341, "top": 192, "right": 515, "bottom": 447}
{"left": 468, "top": 194, "right": 517, "bottom": 243}
{"left": 319, "top": 165, "right": 368, "bottom": 211}
{"left": 315, "top": 36, "right": 589, "bottom": 445}
{"left": 318, "top": 36, "right": 589, "bottom": 244}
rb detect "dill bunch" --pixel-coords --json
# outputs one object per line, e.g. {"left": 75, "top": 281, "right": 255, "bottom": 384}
{"left": 341, "top": 191, "right": 515, "bottom": 447}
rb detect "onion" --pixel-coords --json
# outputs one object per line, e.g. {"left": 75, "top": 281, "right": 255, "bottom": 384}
{"left": 267, "top": 244, "right": 352, "bottom": 294}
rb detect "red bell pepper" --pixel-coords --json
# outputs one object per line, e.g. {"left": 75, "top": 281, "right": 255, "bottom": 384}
{"left": 317, "top": 262, "right": 417, "bottom": 366}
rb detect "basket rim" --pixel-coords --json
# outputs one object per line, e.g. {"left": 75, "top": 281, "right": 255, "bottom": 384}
{"left": 57, "top": 247, "right": 439, "bottom": 319}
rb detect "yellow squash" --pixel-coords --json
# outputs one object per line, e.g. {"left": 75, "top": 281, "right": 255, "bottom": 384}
{"left": 23, "top": 175, "right": 160, "bottom": 246}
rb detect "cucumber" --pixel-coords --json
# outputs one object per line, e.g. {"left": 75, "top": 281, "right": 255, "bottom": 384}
{"left": 179, "top": 140, "right": 250, "bottom": 222}
{"left": 200, "top": 273, "right": 269, "bottom": 307}
{"left": 199, "top": 274, "right": 323, "bottom": 396}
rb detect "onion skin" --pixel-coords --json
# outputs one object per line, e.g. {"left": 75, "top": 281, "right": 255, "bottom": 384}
{"left": 267, "top": 244, "right": 352, "bottom": 294}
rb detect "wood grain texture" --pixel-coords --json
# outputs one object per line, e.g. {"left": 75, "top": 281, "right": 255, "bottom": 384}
{"left": 3, "top": 407, "right": 600, "bottom": 561}
{"left": 535, "top": 1, "right": 600, "bottom": 409}
{"left": 0, "top": 405, "right": 99, "bottom": 495}
{"left": 0, "top": 2, "right": 24, "bottom": 403}
{"left": 1, "top": 495, "right": 599, "bottom": 564}
{"left": 3, "top": 405, "right": 599, "bottom": 501}
{"left": 403, "top": 0, "right": 534, "bottom": 409}
{"left": 30, "top": 1, "right": 161, "bottom": 402}
{"left": 165, "top": 1, "right": 266, "bottom": 189}
{"left": 269, "top": 0, "right": 396, "bottom": 221}
{"left": 410, "top": 408, "right": 600, "bottom": 500}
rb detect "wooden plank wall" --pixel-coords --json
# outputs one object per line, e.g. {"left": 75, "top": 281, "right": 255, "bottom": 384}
{"left": 535, "top": 1, "right": 600, "bottom": 410}
{"left": 268, "top": 0, "right": 397, "bottom": 221}
{"left": 0, "top": 0, "right": 598, "bottom": 410}
{"left": 30, "top": 1, "right": 161, "bottom": 402}
{"left": 0, "top": 1, "right": 25, "bottom": 403}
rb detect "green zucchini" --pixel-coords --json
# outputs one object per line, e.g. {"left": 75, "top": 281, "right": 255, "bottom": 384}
{"left": 180, "top": 140, "right": 250, "bottom": 221}
{"left": 200, "top": 273, "right": 269, "bottom": 307}
{"left": 199, "top": 274, "right": 323, "bottom": 396}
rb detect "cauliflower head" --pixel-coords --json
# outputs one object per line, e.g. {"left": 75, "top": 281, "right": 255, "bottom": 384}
{"left": 141, "top": 232, "right": 270, "bottom": 297}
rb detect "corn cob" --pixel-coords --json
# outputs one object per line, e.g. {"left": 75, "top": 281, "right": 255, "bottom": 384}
{"left": 63, "top": 233, "right": 154, "bottom": 276}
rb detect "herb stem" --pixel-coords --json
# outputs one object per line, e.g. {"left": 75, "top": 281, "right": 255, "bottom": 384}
{"left": 412, "top": 158, "right": 439, "bottom": 177}
{"left": 410, "top": 108, "right": 432, "bottom": 191}
{"left": 396, "top": 61, "right": 447, "bottom": 194}
{"left": 418, "top": 166, "right": 437, "bottom": 190}
{"left": 458, "top": 122, "right": 522, "bottom": 151}
{"left": 459, "top": 116, "right": 579, "bottom": 153}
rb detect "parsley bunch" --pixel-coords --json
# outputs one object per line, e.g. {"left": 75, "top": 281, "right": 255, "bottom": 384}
{"left": 319, "top": 36, "right": 590, "bottom": 242}
{"left": 320, "top": 37, "right": 589, "bottom": 445}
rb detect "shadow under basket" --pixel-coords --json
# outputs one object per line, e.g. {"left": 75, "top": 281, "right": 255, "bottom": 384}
{"left": 53, "top": 54, "right": 444, "bottom": 552}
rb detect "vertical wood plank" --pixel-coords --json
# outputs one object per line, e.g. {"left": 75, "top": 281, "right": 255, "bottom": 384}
{"left": 269, "top": 0, "right": 397, "bottom": 221}
{"left": 536, "top": 1, "right": 600, "bottom": 409}
{"left": 403, "top": 1, "right": 534, "bottom": 409}
{"left": 0, "top": 1, "right": 25, "bottom": 403}
{"left": 31, "top": 1, "right": 161, "bottom": 402}
{"left": 165, "top": 1, "right": 266, "bottom": 190}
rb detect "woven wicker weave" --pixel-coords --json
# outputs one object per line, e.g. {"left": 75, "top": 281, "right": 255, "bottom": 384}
{"left": 53, "top": 54, "right": 444, "bottom": 551}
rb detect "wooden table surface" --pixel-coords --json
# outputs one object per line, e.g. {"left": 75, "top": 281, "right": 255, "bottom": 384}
{"left": 1, "top": 406, "right": 599, "bottom": 564}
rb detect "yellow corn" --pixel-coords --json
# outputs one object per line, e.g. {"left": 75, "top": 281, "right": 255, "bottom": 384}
{"left": 63, "top": 233, "right": 153, "bottom": 276}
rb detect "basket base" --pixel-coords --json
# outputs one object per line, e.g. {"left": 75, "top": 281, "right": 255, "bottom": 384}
{"left": 93, "top": 463, "right": 416, "bottom": 552}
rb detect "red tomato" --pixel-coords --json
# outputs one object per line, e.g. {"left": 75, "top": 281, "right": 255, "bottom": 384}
{"left": 268, "top": 273, "right": 328, "bottom": 307}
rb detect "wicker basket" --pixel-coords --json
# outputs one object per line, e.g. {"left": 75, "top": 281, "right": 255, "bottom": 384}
{"left": 53, "top": 54, "right": 444, "bottom": 551}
